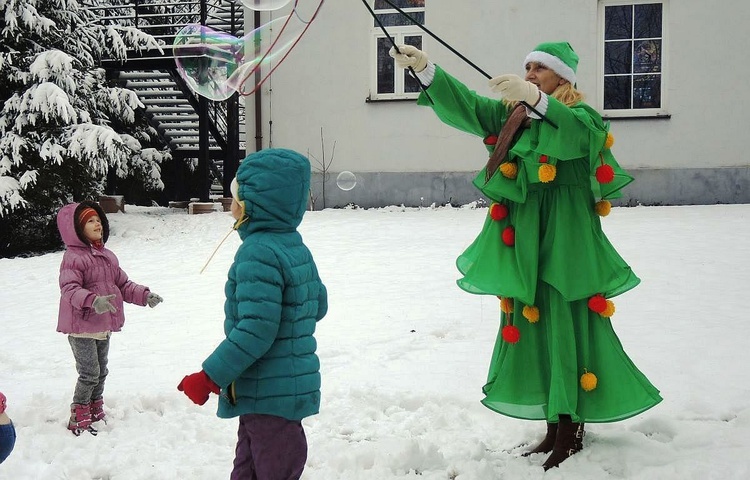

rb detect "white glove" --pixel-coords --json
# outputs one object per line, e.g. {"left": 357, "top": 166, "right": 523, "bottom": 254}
{"left": 488, "top": 74, "right": 540, "bottom": 105}
{"left": 146, "top": 292, "right": 163, "bottom": 308}
{"left": 388, "top": 44, "right": 428, "bottom": 73}
{"left": 92, "top": 294, "right": 117, "bottom": 314}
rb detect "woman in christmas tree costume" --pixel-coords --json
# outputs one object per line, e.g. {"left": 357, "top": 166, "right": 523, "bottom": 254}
{"left": 390, "top": 42, "right": 661, "bottom": 470}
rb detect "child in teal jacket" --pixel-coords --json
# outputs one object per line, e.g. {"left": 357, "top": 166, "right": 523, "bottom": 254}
{"left": 179, "top": 148, "right": 328, "bottom": 479}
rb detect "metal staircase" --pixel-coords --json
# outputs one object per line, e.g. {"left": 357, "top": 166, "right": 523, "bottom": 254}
{"left": 87, "top": 0, "right": 246, "bottom": 201}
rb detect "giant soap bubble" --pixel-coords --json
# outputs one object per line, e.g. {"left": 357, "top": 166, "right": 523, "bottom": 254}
{"left": 174, "top": 0, "right": 324, "bottom": 101}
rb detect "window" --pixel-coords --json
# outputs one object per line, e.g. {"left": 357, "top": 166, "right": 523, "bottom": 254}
{"left": 369, "top": 0, "right": 425, "bottom": 101}
{"left": 598, "top": 1, "right": 668, "bottom": 117}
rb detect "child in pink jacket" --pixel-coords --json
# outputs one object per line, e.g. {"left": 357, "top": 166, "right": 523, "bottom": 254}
{"left": 56, "top": 201, "right": 163, "bottom": 435}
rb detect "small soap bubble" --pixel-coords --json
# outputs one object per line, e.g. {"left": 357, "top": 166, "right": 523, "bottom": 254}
{"left": 336, "top": 171, "right": 357, "bottom": 191}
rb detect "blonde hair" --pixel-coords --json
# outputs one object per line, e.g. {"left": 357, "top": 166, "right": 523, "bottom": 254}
{"left": 504, "top": 81, "right": 585, "bottom": 109}
{"left": 551, "top": 82, "right": 584, "bottom": 106}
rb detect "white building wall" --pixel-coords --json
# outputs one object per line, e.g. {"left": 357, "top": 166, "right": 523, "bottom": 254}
{"left": 244, "top": 0, "right": 750, "bottom": 206}
{"left": 611, "top": 0, "right": 747, "bottom": 170}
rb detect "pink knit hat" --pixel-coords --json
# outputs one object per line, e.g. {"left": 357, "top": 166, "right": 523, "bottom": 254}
{"left": 78, "top": 207, "right": 99, "bottom": 229}
{"left": 0, "top": 391, "right": 6, "bottom": 414}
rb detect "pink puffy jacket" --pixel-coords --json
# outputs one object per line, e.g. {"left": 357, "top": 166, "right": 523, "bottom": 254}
{"left": 56, "top": 201, "right": 149, "bottom": 334}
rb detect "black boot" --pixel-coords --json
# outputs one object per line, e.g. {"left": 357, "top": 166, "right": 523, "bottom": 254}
{"left": 522, "top": 421, "right": 557, "bottom": 456}
{"left": 542, "top": 415, "right": 584, "bottom": 470}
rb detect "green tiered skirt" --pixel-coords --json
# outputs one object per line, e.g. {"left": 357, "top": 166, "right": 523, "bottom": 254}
{"left": 458, "top": 176, "right": 662, "bottom": 423}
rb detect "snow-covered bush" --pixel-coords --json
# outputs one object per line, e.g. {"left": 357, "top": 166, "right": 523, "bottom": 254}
{"left": 0, "top": 0, "right": 171, "bottom": 257}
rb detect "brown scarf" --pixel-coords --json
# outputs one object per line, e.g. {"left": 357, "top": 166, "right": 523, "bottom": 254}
{"left": 484, "top": 104, "right": 531, "bottom": 181}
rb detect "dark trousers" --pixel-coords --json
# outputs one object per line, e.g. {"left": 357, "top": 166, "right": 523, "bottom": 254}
{"left": 68, "top": 335, "right": 110, "bottom": 405}
{"left": 0, "top": 422, "right": 16, "bottom": 464}
{"left": 230, "top": 414, "right": 307, "bottom": 480}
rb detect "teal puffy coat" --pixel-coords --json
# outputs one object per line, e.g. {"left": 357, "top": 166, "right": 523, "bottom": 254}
{"left": 202, "top": 149, "right": 328, "bottom": 421}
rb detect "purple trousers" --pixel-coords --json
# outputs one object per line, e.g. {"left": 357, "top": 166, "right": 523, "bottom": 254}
{"left": 230, "top": 414, "right": 307, "bottom": 480}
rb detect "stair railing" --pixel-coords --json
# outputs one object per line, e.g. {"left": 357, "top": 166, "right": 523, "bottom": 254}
{"left": 87, "top": 0, "right": 246, "bottom": 199}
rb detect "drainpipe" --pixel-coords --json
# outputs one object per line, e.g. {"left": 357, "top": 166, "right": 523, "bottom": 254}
{"left": 222, "top": 1, "right": 240, "bottom": 196}
{"left": 254, "top": 9, "right": 263, "bottom": 152}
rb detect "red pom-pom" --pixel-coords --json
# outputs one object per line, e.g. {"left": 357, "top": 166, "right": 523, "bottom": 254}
{"left": 539, "top": 154, "right": 548, "bottom": 163}
{"left": 596, "top": 164, "right": 615, "bottom": 183}
{"left": 484, "top": 135, "right": 498, "bottom": 145}
{"left": 588, "top": 294, "right": 607, "bottom": 313}
{"left": 502, "top": 325, "right": 520, "bottom": 343}
{"left": 489, "top": 203, "right": 508, "bottom": 221}
{"left": 501, "top": 226, "right": 515, "bottom": 246}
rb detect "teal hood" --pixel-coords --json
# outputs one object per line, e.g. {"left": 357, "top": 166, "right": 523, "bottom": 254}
{"left": 234, "top": 148, "right": 310, "bottom": 237}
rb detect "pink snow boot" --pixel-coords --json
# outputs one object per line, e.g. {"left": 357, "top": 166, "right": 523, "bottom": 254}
{"left": 67, "top": 403, "right": 97, "bottom": 436}
{"left": 90, "top": 398, "right": 106, "bottom": 423}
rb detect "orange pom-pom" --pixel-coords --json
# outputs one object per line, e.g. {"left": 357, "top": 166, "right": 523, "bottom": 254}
{"left": 588, "top": 294, "right": 607, "bottom": 313}
{"left": 581, "top": 371, "right": 598, "bottom": 391}
{"left": 538, "top": 164, "right": 556, "bottom": 183}
{"left": 602, "top": 300, "right": 616, "bottom": 317}
{"left": 489, "top": 203, "right": 508, "bottom": 221}
{"left": 500, "top": 297, "right": 514, "bottom": 314}
{"left": 522, "top": 305, "right": 540, "bottom": 323}
{"left": 500, "top": 162, "right": 518, "bottom": 179}
{"left": 595, "top": 200, "right": 612, "bottom": 217}
{"left": 502, "top": 325, "right": 520, "bottom": 343}
{"left": 501, "top": 226, "right": 515, "bottom": 246}
{"left": 604, "top": 132, "right": 615, "bottom": 149}
{"left": 596, "top": 164, "right": 615, "bottom": 183}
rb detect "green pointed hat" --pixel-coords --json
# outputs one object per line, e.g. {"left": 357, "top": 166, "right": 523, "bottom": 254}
{"left": 523, "top": 42, "right": 579, "bottom": 85}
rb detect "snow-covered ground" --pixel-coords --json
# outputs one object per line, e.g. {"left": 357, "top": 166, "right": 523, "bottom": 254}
{"left": 1, "top": 203, "right": 749, "bottom": 479}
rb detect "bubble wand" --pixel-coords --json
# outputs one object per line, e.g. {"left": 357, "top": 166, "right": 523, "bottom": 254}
{"left": 374, "top": 0, "right": 557, "bottom": 129}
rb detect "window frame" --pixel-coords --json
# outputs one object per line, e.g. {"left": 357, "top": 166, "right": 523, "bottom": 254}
{"left": 368, "top": 1, "right": 426, "bottom": 102}
{"left": 597, "top": 0, "right": 670, "bottom": 118}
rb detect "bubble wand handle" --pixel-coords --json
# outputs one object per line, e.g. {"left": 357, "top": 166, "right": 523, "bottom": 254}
{"left": 377, "top": 0, "right": 557, "bottom": 129}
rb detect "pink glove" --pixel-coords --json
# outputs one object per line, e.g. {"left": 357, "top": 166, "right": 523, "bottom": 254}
{"left": 177, "top": 371, "right": 220, "bottom": 406}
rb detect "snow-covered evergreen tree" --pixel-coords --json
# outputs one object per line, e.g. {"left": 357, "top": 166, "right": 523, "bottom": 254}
{"left": 0, "top": 0, "right": 171, "bottom": 256}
